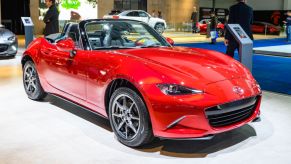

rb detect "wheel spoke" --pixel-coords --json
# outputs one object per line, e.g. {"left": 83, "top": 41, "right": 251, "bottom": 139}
{"left": 125, "top": 125, "right": 128, "bottom": 139}
{"left": 27, "top": 84, "right": 32, "bottom": 92}
{"left": 116, "top": 102, "right": 123, "bottom": 110}
{"left": 112, "top": 113, "right": 122, "bottom": 118}
{"left": 31, "top": 82, "right": 37, "bottom": 90}
{"left": 131, "top": 116, "right": 140, "bottom": 121}
{"left": 117, "top": 120, "right": 126, "bottom": 130}
{"left": 128, "top": 123, "right": 137, "bottom": 134}
{"left": 128, "top": 102, "right": 135, "bottom": 113}
{"left": 122, "top": 96, "right": 127, "bottom": 108}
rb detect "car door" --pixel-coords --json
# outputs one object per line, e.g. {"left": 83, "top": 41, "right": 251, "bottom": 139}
{"left": 40, "top": 24, "right": 87, "bottom": 100}
{"left": 138, "top": 11, "right": 150, "bottom": 23}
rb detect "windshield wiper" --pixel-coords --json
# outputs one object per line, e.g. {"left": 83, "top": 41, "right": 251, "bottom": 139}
{"left": 140, "top": 45, "right": 163, "bottom": 48}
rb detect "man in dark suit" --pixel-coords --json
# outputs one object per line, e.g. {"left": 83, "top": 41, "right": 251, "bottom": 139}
{"left": 43, "top": 0, "right": 59, "bottom": 36}
{"left": 224, "top": 0, "right": 253, "bottom": 57}
{"left": 191, "top": 7, "right": 198, "bottom": 33}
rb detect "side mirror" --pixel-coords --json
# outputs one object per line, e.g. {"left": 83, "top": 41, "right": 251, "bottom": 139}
{"left": 56, "top": 38, "right": 75, "bottom": 51}
{"left": 166, "top": 37, "right": 174, "bottom": 46}
{"left": 56, "top": 38, "right": 76, "bottom": 58}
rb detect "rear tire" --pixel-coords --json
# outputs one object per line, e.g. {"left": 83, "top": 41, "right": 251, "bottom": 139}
{"left": 109, "top": 87, "right": 154, "bottom": 147}
{"left": 154, "top": 23, "right": 165, "bottom": 34}
{"left": 23, "top": 61, "right": 47, "bottom": 100}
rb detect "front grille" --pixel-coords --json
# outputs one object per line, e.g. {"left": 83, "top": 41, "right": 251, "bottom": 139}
{"left": 0, "top": 44, "right": 8, "bottom": 52}
{"left": 205, "top": 96, "right": 259, "bottom": 128}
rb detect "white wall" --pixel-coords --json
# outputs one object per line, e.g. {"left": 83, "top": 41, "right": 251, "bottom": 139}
{"left": 199, "top": 0, "right": 286, "bottom": 10}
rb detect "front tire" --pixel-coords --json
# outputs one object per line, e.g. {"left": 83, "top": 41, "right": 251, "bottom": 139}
{"left": 23, "top": 61, "right": 47, "bottom": 100}
{"left": 109, "top": 87, "right": 154, "bottom": 147}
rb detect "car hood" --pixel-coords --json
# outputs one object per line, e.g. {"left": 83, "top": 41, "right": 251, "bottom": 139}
{"left": 118, "top": 46, "right": 248, "bottom": 84}
{"left": 0, "top": 28, "right": 14, "bottom": 39}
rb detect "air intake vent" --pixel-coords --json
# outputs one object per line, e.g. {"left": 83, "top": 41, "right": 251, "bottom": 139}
{"left": 205, "top": 96, "right": 259, "bottom": 128}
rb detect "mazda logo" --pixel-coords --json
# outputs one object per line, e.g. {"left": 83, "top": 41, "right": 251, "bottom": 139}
{"left": 233, "top": 86, "right": 244, "bottom": 95}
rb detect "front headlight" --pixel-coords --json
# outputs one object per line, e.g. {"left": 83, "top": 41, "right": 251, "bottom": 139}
{"left": 157, "top": 84, "right": 203, "bottom": 95}
{"left": 7, "top": 36, "right": 16, "bottom": 42}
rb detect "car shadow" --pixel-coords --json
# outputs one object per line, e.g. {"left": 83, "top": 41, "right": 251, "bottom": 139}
{"left": 44, "top": 94, "right": 112, "bottom": 132}
{"left": 44, "top": 94, "right": 257, "bottom": 158}
{"left": 136, "top": 124, "right": 257, "bottom": 158}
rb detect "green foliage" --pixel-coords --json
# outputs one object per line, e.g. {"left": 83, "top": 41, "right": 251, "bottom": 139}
{"left": 61, "top": 0, "right": 81, "bottom": 9}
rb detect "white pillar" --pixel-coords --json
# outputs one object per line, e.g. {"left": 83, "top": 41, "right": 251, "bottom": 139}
{"left": 284, "top": 0, "right": 291, "bottom": 10}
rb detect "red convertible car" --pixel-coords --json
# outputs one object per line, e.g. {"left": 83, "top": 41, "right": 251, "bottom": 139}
{"left": 252, "top": 21, "right": 281, "bottom": 35}
{"left": 22, "top": 19, "right": 262, "bottom": 147}
{"left": 197, "top": 19, "right": 225, "bottom": 36}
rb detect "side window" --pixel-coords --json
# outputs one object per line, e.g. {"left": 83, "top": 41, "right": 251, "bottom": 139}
{"left": 139, "top": 12, "right": 148, "bottom": 17}
{"left": 127, "top": 11, "right": 139, "bottom": 17}
{"left": 67, "top": 24, "right": 80, "bottom": 46}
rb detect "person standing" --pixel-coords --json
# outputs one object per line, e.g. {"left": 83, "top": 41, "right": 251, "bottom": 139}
{"left": 191, "top": 7, "right": 198, "bottom": 33}
{"left": 152, "top": 10, "right": 156, "bottom": 18}
{"left": 283, "top": 11, "right": 291, "bottom": 42}
{"left": 210, "top": 11, "right": 218, "bottom": 44}
{"left": 224, "top": 0, "right": 253, "bottom": 58}
{"left": 43, "top": 0, "right": 59, "bottom": 36}
{"left": 158, "top": 11, "right": 163, "bottom": 19}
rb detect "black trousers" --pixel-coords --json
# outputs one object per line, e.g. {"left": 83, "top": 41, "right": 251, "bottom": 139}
{"left": 226, "top": 41, "right": 239, "bottom": 58}
{"left": 192, "top": 21, "right": 197, "bottom": 32}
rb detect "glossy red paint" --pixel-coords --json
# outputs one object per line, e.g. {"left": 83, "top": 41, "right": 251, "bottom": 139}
{"left": 22, "top": 37, "right": 262, "bottom": 139}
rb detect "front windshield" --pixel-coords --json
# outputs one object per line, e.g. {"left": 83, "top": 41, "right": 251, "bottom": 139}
{"left": 85, "top": 21, "right": 169, "bottom": 50}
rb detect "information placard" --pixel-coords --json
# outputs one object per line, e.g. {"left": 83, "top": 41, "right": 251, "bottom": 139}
{"left": 226, "top": 24, "right": 253, "bottom": 72}
{"left": 21, "top": 17, "right": 34, "bottom": 26}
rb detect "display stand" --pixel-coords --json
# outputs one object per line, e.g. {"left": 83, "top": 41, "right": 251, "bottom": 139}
{"left": 21, "top": 17, "right": 34, "bottom": 48}
{"left": 226, "top": 24, "right": 253, "bottom": 72}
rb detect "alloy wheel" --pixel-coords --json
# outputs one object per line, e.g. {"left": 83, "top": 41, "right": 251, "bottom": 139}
{"left": 111, "top": 94, "right": 141, "bottom": 140}
{"left": 24, "top": 64, "right": 37, "bottom": 95}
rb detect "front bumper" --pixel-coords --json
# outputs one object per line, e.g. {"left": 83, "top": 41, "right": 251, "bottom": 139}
{"left": 0, "top": 41, "right": 18, "bottom": 57}
{"left": 140, "top": 77, "right": 262, "bottom": 139}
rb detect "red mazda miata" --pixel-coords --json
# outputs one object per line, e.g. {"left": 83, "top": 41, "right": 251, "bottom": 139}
{"left": 22, "top": 19, "right": 262, "bottom": 147}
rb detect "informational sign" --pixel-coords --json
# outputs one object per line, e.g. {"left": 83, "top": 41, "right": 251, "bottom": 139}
{"left": 21, "top": 17, "right": 34, "bottom": 26}
{"left": 226, "top": 24, "right": 253, "bottom": 72}
{"left": 39, "top": 0, "right": 98, "bottom": 21}
{"left": 21, "top": 17, "right": 34, "bottom": 48}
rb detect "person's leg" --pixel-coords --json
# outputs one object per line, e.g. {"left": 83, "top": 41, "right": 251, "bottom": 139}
{"left": 288, "top": 26, "right": 291, "bottom": 42}
{"left": 192, "top": 21, "right": 197, "bottom": 33}
{"left": 226, "top": 41, "right": 238, "bottom": 58}
{"left": 226, "top": 45, "right": 236, "bottom": 57}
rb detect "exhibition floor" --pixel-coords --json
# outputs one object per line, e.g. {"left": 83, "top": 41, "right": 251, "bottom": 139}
{"left": 0, "top": 51, "right": 291, "bottom": 163}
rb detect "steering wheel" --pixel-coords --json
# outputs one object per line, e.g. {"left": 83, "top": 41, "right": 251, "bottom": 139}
{"left": 135, "top": 36, "right": 152, "bottom": 46}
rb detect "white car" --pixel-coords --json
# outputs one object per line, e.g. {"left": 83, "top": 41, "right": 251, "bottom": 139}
{"left": 104, "top": 10, "right": 167, "bottom": 33}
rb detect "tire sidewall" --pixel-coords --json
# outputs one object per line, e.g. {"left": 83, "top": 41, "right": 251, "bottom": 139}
{"left": 108, "top": 87, "right": 152, "bottom": 147}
